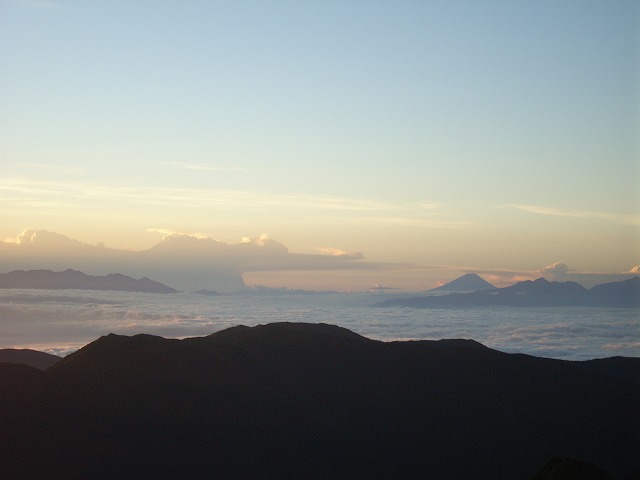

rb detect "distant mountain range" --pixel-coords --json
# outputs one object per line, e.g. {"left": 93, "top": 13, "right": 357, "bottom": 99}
{"left": 375, "top": 276, "right": 640, "bottom": 308}
{"left": 0, "top": 269, "right": 177, "bottom": 293}
{"left": 1, "top": 323, "right": 638, "bottom": 479}
{"left": 0, "top": 348, "right": 61, "bottom": 370}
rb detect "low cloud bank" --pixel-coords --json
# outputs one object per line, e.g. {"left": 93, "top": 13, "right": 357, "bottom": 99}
{"left": 1, "top": 230, "right": 366, "bottom": 292}
{"left": 538, "top": 261, "right": 640, "bottom": 288}
{"left": 1, "top": 230, "right": 637, "bottom": 291}
{"left": 1, "top": 290, "right": 637, "bottom": 361}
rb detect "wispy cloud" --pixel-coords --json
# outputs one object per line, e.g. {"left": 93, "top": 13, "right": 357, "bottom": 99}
{"left": 21, "top": 163, "right": 84, "bottom": 174}
{"left": 507, "top": 204, "right": 640, "bottom": 225}
{"left": 155, "top": 162, "right": 249, "bottom": 173}
{"left": 0, "top": 177, "right": 445, "bottom": 217}
{"left": 363, "top": 216, "right": 471, "bottom": 228}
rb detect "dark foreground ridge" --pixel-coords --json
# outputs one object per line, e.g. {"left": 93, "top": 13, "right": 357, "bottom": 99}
{"left": 0, "top": 269, "right": 177, "bottom": 293}
{"left": 1, "top": 322, "right": 638, "bottom": 479}
{"left": 375, "top": 276, "right": 640, "bottom": 308}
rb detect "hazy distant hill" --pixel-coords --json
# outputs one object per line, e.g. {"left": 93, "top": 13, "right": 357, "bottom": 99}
{"left": 0, "top": 269, "right": 177, "bottom": 293}
{"left": 1, "top": 323, "right": 638, "bottom": 479}
{"left": 0, "top": 348, "right": 61, "bottom": 370}
{"left": 375, "top": 276, "right": 640, "bottom": 308}
{"left": 427, "top": 273, "right": 496, "bottom": 294}
{"left": 193, "top": 289, "right": 222, "bottom": 296}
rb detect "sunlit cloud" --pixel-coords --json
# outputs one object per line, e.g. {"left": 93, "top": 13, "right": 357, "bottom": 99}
{"left": 539, "top": 262, "right": 569, "bottom": 281}
{"left": 316, "top": 247, "right": 358, "bottom": 257}
{"left": 241, "top": 234, "right": 278, "bottom": 247}
{"left": 146, "top": 228, "right": 210, "bottom": 239}
{"left": 457, "top": 262, "right": 640, "bottom": 289}
{"left": 146, "top": 228, "right": 178, "bottom": 236}
{"left": 456, "top": 266, "right": 535, "bottom": 287}
{"left": 507, "top": 204, "right": 640, "bottom": 225}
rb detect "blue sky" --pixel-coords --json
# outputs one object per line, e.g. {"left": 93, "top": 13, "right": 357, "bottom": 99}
{"left": 1, "top": 0, "right": 638, "bottom": 290}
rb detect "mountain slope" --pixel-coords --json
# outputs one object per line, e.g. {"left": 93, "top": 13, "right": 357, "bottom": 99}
{"left": 1, "top": 323, "right": 638, "bottom": 479}
{"left": 427, "top": 273, "right": 496, "bottom": 293}
{"left": 0, "top": 269, "right": 177, "bottom": 293}
{"left": 375, "top": 276, "right": 640, "bottom": 308}
{"left": 0, "top": 349, "right": 61, "bottom": 370}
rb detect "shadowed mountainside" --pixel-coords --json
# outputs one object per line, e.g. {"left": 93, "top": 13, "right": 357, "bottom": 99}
{"left": 375, "top": 276, "right": 640, "bottom": 308}
{"left": 0, "top": 269, "right": 177, "bottom": 293}
{"left": 0, "top": 348, "right": 62, "bottom": 370}
{"left": 1, "top": 323, "right": 638, "bottom": 479}
{"left": 529, "top": 456, "right": 614, "bottom": 480}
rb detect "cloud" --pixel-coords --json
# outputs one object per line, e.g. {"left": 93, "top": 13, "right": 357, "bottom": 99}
{"left": 146, "top": 228, "right": 178, "bottom": 236}
{"left": 147, "top": 228, "right": 210, "bottom": 240}
{"left": 539, "top": 262, "right": 569, "bottom": 281}
{"left": 459, "top": 262, "right": 640, "bottom": 289}
{"left": 4, "top": 288, "right": 638, "bottom": 360}
{"left": 628, "top": 266, "right": 640, "bottom": 274}
{"left": 457, "top": 267, "right": 535, "bottom": 288}
{"left": 155, "top": 162, "right": 249, "bottom": 173}
{"left": 364, "top": 216, "right": 471, "bottom": 228}
{"left": 316, "top": 247, "right": 360, "bottom": 257}
{"left": 1, "top": 230, "right": 368, "bottom": 291}
{"left": 21, "top": 163, "right": 84, "bottom": 174}
{"left": 1, "top": 177, "right": 444, "bottom": 216}
{"left": 507, "top": 204, "right": 640, "bottom": 225}
{"left": 16, "top": 229, "right": 88, "bottom": 249}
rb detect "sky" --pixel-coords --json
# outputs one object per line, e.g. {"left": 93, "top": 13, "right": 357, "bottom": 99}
{"left": 1, "top": 0, "right": 639, "bottom": 292}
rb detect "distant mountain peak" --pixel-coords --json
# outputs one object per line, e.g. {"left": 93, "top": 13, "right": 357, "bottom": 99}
{"left": 428, "top": 273, "right": 496, "bottom": 293}
{"left": 505, "top": 278, "right": 587, "bottom": 295}
{"left": 376, "top": 276, "right": 638, "bottom": 308}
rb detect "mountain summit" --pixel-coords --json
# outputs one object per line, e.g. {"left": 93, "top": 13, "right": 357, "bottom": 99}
{"left": 1, "top": 323, "right": 638, "bottom": 479}
{"left": 376, "top": 276, "right": 640, "bottom": 308}
{"left": 427, "top": 273, "right": 496, "bottom": 293}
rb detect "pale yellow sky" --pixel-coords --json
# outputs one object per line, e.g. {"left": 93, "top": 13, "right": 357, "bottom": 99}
{"left": 1, "top": 1, "right": 638, "bottom": 290}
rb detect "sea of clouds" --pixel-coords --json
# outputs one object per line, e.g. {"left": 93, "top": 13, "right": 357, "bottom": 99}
{"left": 1, "top": 289, "right": 638, "bottom": 360}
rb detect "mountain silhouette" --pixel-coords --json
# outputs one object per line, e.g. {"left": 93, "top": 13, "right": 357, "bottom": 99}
{"left": 1, "top": 229, "right": 368, "bottom": 292}
{"left": 375, "top": 276, "right": 640, "bottom": 308}
{"left": 0, "top": 269, "right": 177, "bottom": 293}
{"left": 0, "top": 348, "right": 61, "bottom": 370}
{"left": 427, "top": 273, "right": 496, "bottom": 293}
{"left": 1, "top": 323, "right": 638, "bottom": 479}
{"left": 193, "top": 289, "right": 222, "bottom": 296}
